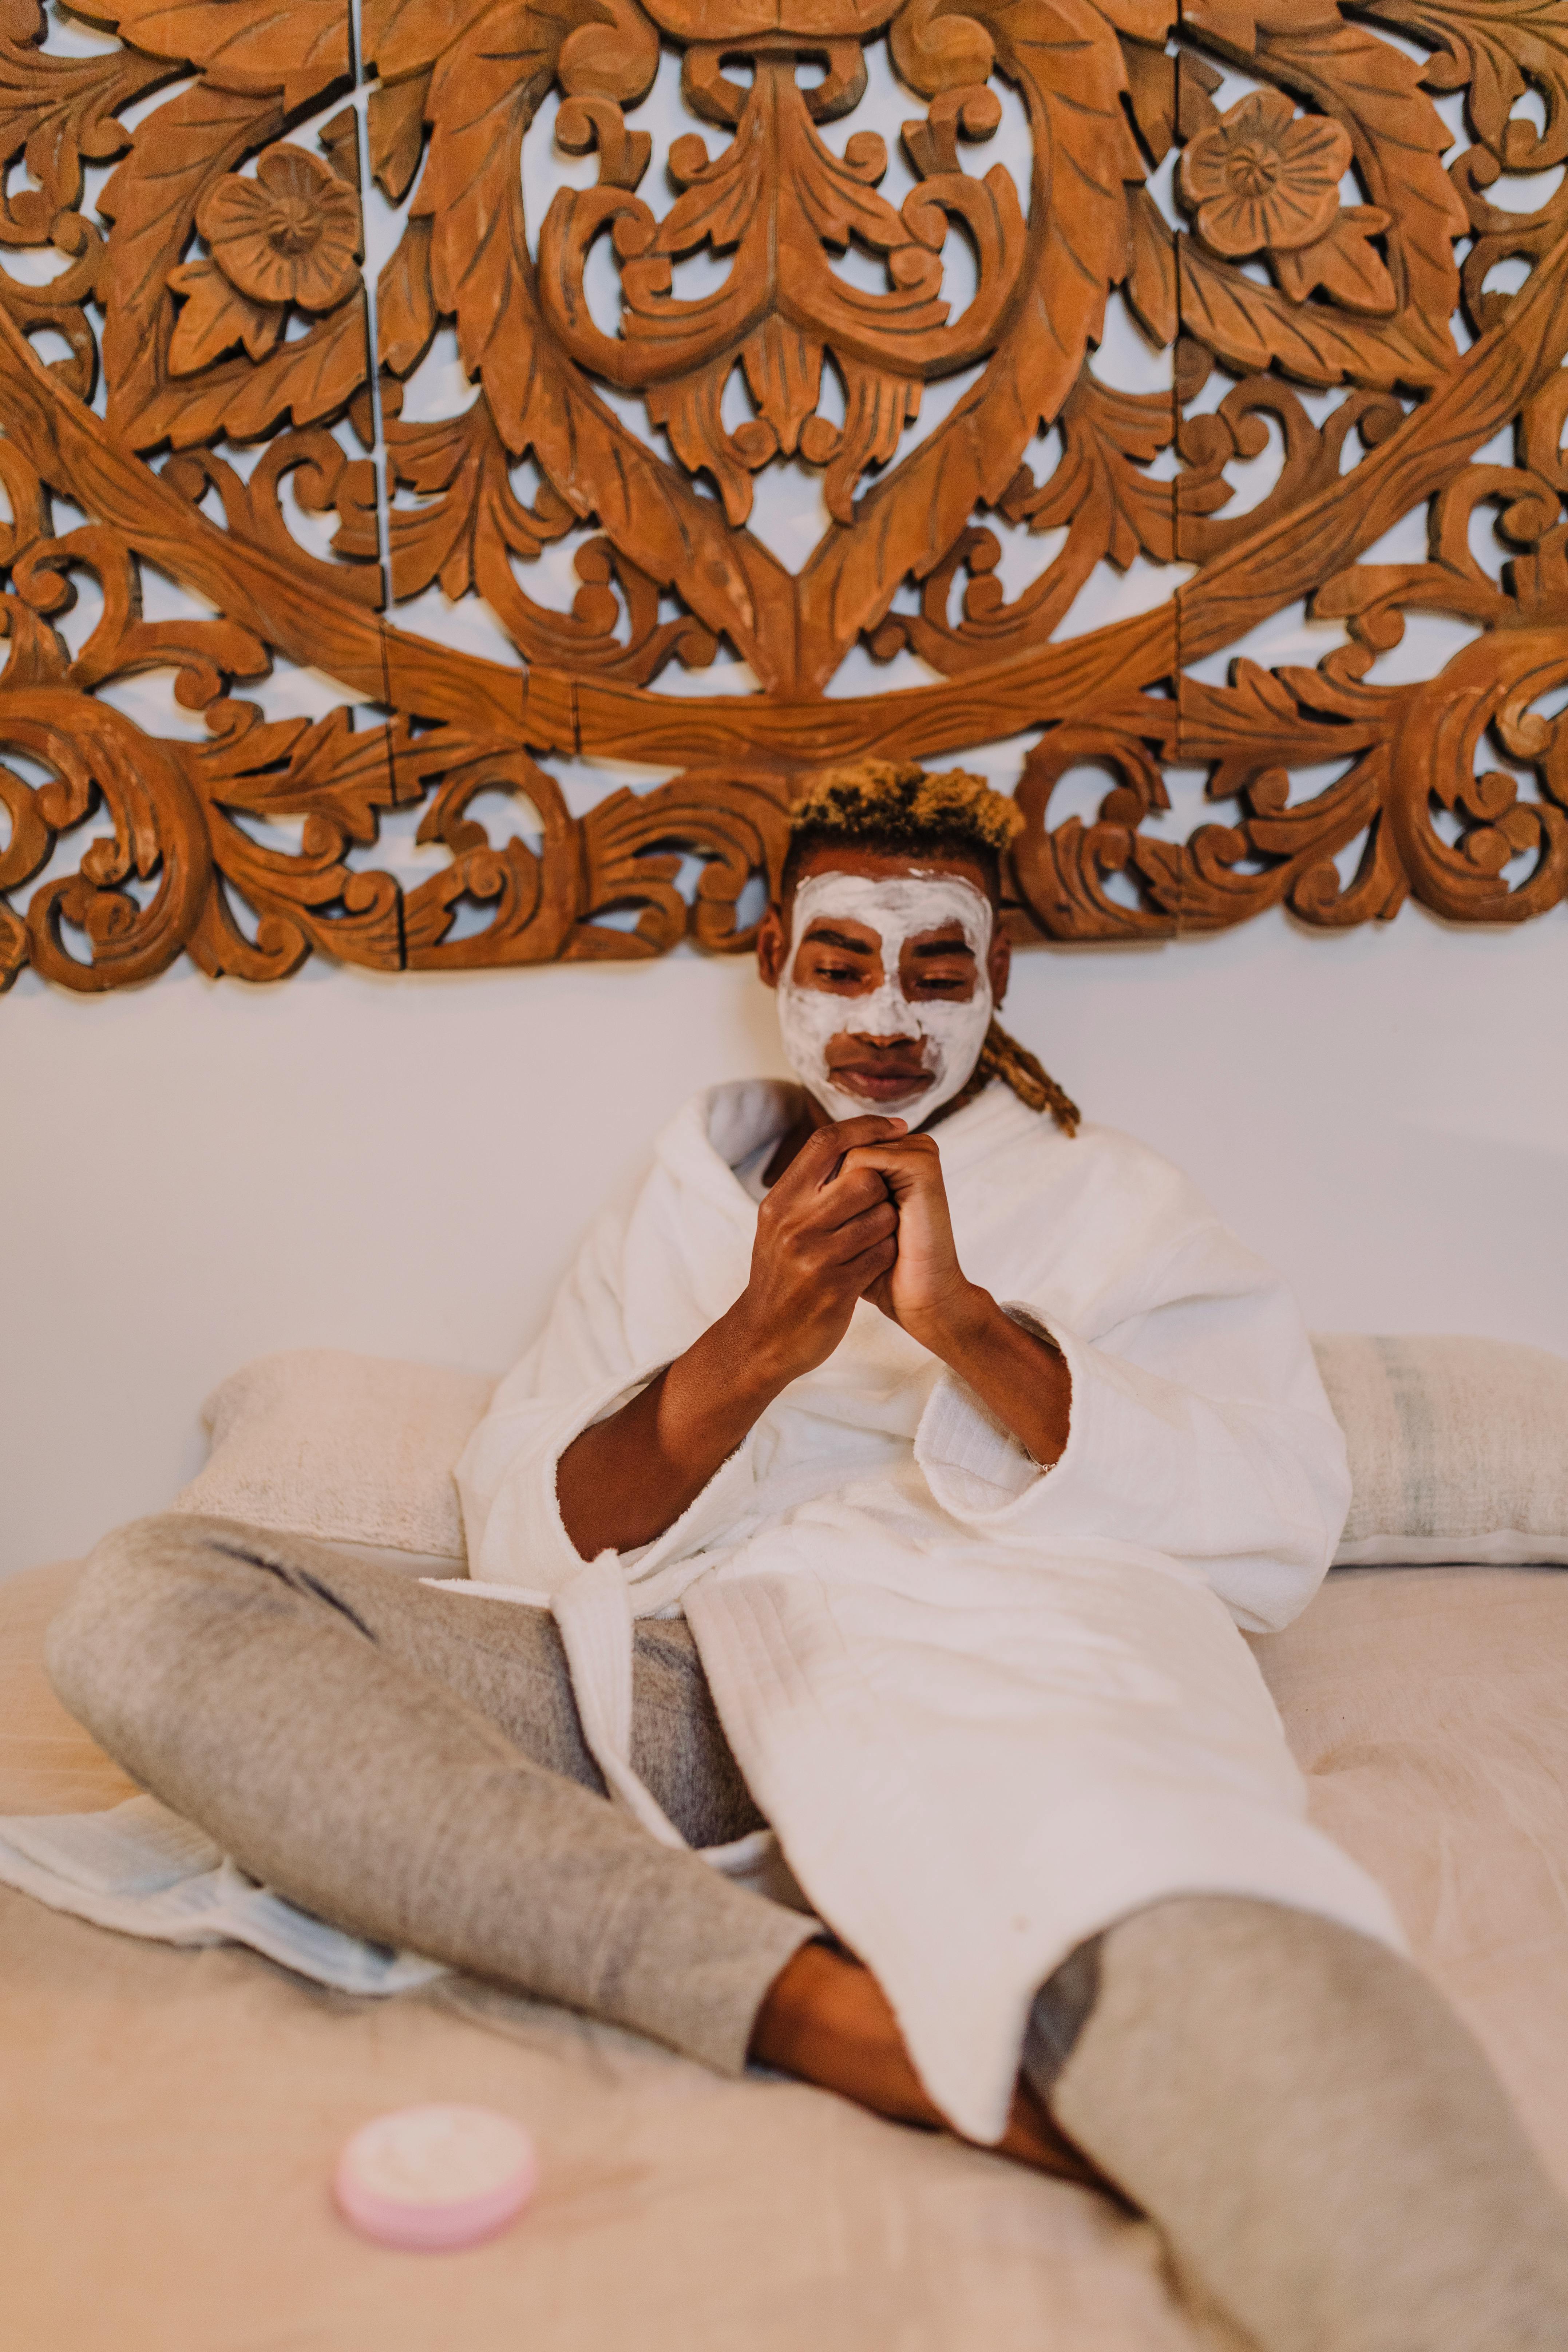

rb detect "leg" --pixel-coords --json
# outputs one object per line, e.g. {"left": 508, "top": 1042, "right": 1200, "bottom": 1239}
{"left": 1024, "top": 1896, "right": 1568, "bottom": 2351}
{"left": 45, "top": 1514, "right": 813, "bottom": 2074}
{"left": 752, "top": 1937, "right": 1103, "bottom": 2182}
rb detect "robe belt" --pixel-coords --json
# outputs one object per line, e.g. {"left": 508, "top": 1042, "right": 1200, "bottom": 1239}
{"left": 550, "top": 1557, "right": 790, "bottom": 1897}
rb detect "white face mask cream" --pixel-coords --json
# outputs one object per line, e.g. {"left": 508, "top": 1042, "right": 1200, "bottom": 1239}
{"left": 776, "top": 871, "right": 994, "bottom": 1126}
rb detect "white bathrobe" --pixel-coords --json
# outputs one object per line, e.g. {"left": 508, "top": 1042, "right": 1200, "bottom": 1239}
{"left": 456, "top": 1078, "right": 1402, "bottom": 2142}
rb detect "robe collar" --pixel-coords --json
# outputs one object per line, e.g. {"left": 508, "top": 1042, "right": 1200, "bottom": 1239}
{"left": 651, "top": 1074, "right": 1050, "bottom": 1233}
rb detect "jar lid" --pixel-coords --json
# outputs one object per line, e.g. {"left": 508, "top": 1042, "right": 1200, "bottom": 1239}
{"left": 334, "top": 2104, "right": 538, "bottom": 2251}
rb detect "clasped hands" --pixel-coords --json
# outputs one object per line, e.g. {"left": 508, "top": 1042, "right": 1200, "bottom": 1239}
{"left": 733, "top": 1116, "right": 1000, "bottom": 1378}
{"left": 556, "top": 1113, "right": 1068, "bottom": 1563}
{"left": 733, "top": 1115, "right": 1069, "bottom": 1465}
{"left": 735, "top": 1114, "right": 969, "bottom": 1372}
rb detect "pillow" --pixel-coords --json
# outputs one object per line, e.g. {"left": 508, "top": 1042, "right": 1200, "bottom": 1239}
{"left": 171, "top": 1350, "right": 496, "bottom": 1561}
{"left": 169, "top": 1337, "right": 1568, "bottom": 1574}
{"left": 1313, "top": 1334, "right": 1568, "bottom": 1567}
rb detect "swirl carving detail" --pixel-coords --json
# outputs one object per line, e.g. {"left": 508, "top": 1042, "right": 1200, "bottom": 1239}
{"left": 1, "top": 0, "right": 1567, "bottom": 991}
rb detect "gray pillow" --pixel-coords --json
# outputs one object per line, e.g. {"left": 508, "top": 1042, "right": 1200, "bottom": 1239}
{"left": 1313, "top": 1334, "right": 1568, "bottom": 1567}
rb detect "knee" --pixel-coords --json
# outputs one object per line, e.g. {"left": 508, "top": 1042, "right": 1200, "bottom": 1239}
{"left": 1088, "top": 1895, "right": 1458, "bottom": 2104}
{"left": 44, "top": 1512, "right": 241, "bottom": 1731}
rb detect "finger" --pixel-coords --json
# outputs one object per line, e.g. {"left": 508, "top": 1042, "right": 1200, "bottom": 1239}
{"left": 790, "top": 1116, "right": 908, "bottom": 1189}
{"left": 762, "top": 1168, "right": 887, "bottom": 1250}
{"left": 860, "top": 1259, "right": 900, "bottom": 1310}
{"left": 813, "top": 1167, "right": 892, "bottom": 1230}
{"left": 836, "top": 1139, "right": 943, "bottom": 1196}
{"left": 841, "top": 1232, "right": 897, "bottom": 1287}
{"left": 839, "top": 1136, "right": 939, "bottom": 1171}
{"left": 770, "top": 1161, "right": 890, "bottom": 1232}
{"left": 816, "top": 1200, "right": 897, "bottom": 1263}
{"left": 812, "top": 1115, "right": 910, "bottom": 1152}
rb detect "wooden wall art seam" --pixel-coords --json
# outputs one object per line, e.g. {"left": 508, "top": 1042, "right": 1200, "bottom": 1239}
{"left": 1, "top": 0, "right": 1566, "bottom": 991}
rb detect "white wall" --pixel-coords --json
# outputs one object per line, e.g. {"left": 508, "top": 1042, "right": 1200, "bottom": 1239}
{"left": 3, "top": 904, "right": 1566, "bottom": 1577}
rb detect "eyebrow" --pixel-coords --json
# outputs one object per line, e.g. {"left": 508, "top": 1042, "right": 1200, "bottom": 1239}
{"left": 804, "top": 925, "right": 874, "bottom": 952}
{"left": 803, "top": 924, "right": 975, "bottom": 959}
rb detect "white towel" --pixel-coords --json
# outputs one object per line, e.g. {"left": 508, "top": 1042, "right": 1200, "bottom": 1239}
{"left": 0, "top": 1796, "right": 446, "bottom": 1996}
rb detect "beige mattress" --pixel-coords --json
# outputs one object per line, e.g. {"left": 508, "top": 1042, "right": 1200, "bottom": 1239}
{"left": 4, "top": 1558, "right": 1567, "bottom": 2350}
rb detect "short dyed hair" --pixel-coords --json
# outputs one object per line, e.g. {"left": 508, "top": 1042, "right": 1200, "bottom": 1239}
{"left": 781, "top": 758, "right": 1024, "bottom": 902}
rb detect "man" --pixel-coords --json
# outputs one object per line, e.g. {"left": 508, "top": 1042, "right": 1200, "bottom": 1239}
{"left": 50, "top": 760, "right": 1568, "bottom": 2349}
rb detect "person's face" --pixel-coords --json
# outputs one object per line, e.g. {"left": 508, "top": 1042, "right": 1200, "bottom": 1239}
{"left": 756, "top": 847, "right": 1011, "bottom": 1112}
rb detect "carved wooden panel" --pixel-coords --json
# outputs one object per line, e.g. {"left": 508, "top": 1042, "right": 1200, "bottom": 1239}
{"left": 1, "top": 0, "right": 1566, "bottom": 989}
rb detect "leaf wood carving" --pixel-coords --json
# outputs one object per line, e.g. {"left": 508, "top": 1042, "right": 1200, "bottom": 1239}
{"left": 2, "top": 0, "right": 1568, "bottom": 993}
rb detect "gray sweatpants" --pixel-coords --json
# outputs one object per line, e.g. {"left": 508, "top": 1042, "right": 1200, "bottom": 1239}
{"left": 48, "top": 1517, "right": 1568, "bottom": 2352}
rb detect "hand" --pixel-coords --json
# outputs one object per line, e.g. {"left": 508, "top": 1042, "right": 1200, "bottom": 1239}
{"left": 734, "top": 1116, "right": 906, "bottom": 1385}
{"left": 557, "top": 1113, "right": 907, "bottom": 1557}
{"left": 833, "top": 1131, "right": 969, "bottom": 1340}
{"left": 836, "top": 1133, "right": 1074, "bottom": 1468}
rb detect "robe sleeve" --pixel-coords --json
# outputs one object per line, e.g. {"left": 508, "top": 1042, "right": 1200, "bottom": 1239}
{"left": 913, "top": 1210, "right": 1350, "bottom": 1635}
{"left": 454, "top": 1188, "right": 759, "bottom": 1598}
{"left": 455, "top": 1191, "right": 645, "bottom": 1593}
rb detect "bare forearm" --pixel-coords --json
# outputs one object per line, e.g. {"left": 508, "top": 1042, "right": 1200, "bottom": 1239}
{"left": 558, "top": 1114, "right": 903, "bottom": 1557}
{"left": 555, "top": 1304, "right": 791, "bottom": 1557}
{"left": 910, "top": 1283, "right": 1072, "bottom": 1468}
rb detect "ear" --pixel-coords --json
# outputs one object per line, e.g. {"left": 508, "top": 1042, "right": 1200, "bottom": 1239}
{"left": 756, "top": 902, "right": 788, "bottom": 991}
{"left": 987, "top": 921, "right": 1011, "bottom": 1009}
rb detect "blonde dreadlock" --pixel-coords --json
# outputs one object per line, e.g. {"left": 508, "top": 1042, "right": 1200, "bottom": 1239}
{"left": 945, "top": 1018, "right": 1081, "bottom": 1136}
{"left": 786, "top": 757, "right": 1081, "bottom": 1137}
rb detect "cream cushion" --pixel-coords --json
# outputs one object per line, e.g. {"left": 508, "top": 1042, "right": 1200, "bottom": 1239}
{"left": 1314, "top": 1334, "right": 1568, "bottom": 1566}
{"left": 171, "top": 1349, "right": 496, "bottom": 1560}
{"left": 169, "top": 1335, "right": 1568, "bottom": 1570}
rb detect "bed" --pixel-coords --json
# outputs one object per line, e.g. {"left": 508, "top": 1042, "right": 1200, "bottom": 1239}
{"left": 7, "top": 1539, "right": 1568, "bottom": 2351}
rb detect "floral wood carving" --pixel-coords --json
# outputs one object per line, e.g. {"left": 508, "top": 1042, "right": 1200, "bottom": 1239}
{"left": 1, "top": 0, "right": 1567, "bottom": 991}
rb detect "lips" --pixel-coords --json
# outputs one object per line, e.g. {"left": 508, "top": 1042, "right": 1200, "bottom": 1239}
{"left": 831, "top": 1062, "right": 934, "bottom": 1101}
